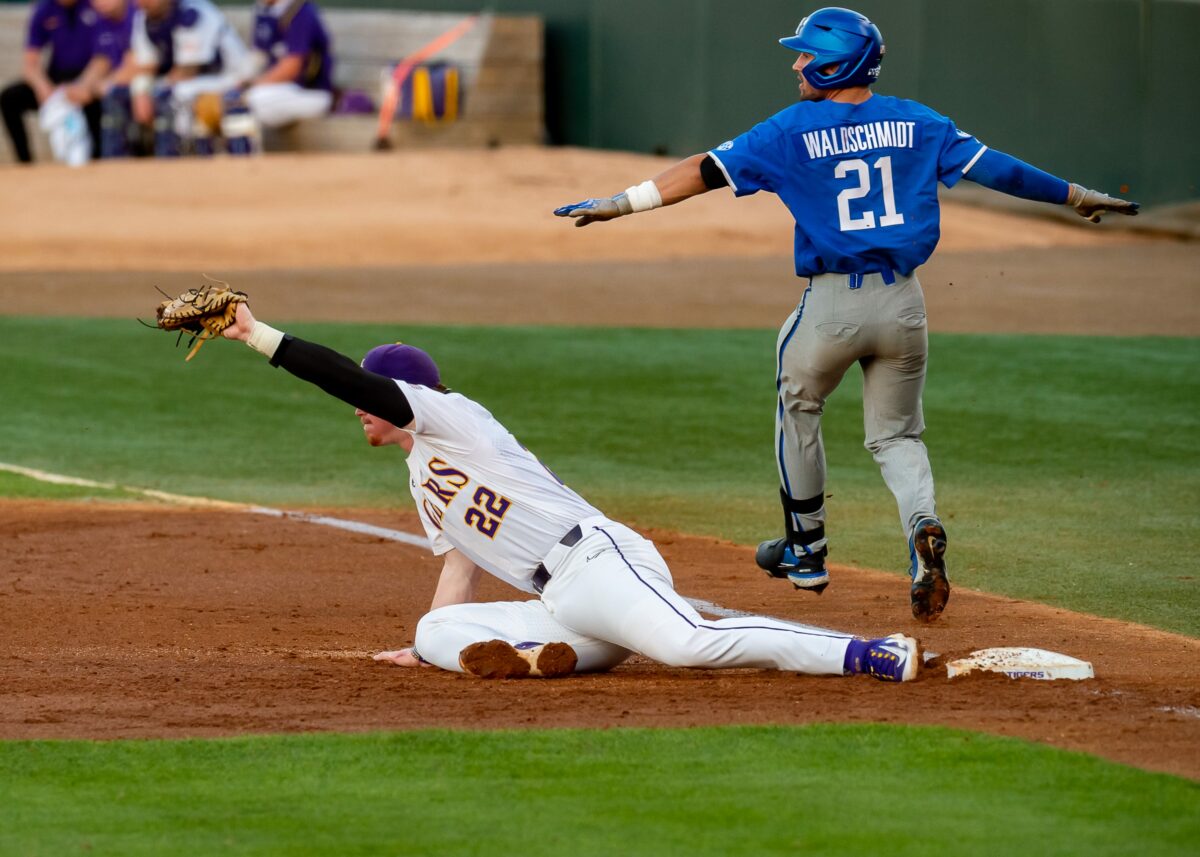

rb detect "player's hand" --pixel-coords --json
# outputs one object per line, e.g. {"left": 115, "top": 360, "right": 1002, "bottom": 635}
{"left": 373, "top": 648, "right": 428, "bottom": 668}
{"left": 132, "top": 92, "right": 153, "bottom": 125}
{"left": 1067, "top": 183, "right": 1140, "bottom": 223}
{"left": 553, "top": 193, "right": 633, "bottom": 227}
{"left": 64, "top": 83, "right": 91, "bottom": 106}
{"left": 221, "top": 301, "right": 257, "bottom": 342}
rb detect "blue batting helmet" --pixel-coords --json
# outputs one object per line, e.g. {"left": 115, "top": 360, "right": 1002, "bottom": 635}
{"left": 780, "top": 7, "right": 884, "bottom": 90}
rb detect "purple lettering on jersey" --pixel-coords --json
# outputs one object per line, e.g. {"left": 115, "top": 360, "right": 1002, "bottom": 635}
{"left": 421, "top": 498, "right": 445, "bottom": 531}
{"left": 428, "top": 457, "right": 470, "bottom": 488}
{"left": 422, "top": 476, "right": 460, "bottom": 506}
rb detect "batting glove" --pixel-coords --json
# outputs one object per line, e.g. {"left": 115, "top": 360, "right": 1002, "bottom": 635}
{"left": 554, "top": 193, "right": 633, "bottom": 227}
{"left": 1067, "top": 183, "right": 1140, "bottom": 223}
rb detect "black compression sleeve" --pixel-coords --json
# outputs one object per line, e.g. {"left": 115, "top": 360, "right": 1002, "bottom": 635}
{"left": 700, "top": 154, "right": 729, "bottom": 190}
{"left": 269, "top": 334, "right": 415, "bottom": 427}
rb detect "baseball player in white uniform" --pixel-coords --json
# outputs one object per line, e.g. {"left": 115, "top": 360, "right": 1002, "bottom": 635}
{"left": 214, "top": 300, "right": 921, "bottom": 682}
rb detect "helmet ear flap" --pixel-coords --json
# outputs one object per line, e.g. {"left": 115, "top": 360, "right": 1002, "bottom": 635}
{"left": 779, "top": 7, "right": 885, "bottom": 89}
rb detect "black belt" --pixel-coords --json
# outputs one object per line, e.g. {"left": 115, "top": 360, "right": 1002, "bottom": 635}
{"left": 531, "top": 523, "right": 584, "bottom": 594}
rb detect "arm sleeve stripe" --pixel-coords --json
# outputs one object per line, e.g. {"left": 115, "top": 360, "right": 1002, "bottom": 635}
{"left": 961, "top": 144, "right": 989, "bottom": 175}
{"left": 707, "top": 151, "right": 738, "bottom": 193}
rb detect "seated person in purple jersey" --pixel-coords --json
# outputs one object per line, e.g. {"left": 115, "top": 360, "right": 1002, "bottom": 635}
{"left": 61, "top": 0, "right": 133, "bottom": 123}
{"left": 1, "top": 0, "right": 101, "bottom": 163}
{"left": 239, "top": 0, "right": 334, "bottom": 128}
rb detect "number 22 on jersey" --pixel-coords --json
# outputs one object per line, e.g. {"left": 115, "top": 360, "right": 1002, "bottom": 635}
{"left": 835, "top": 155, "right": 905, "bottom": 232}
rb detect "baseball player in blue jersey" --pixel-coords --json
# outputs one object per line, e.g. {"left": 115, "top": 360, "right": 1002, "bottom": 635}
{"left": 554, "top": 7, "right": 1138, "bottom": 623}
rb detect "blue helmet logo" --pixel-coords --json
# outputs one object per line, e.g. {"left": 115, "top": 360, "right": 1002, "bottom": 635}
{"left": 780, "top": 7, "right": 885, "bottom": 90}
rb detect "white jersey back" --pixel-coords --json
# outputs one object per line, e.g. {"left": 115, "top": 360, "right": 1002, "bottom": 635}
{"left": 399, "top": 382, "right": 602, "bottom": 592}
{"left": 132, "top": 0, "right": 251, "bottom": 80}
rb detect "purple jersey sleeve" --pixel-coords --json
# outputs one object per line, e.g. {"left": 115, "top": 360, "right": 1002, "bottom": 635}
{"left": 935, "top": 118, "right": 987, "bottom": 188}
{"left": 282, "top": 3, "right": 319, "bottom": 57}
{"left": 26, "top": 0, "right": 53, "bottom": 49}
{"left": 707, "top": 113, "right": 791, "bottom": 197}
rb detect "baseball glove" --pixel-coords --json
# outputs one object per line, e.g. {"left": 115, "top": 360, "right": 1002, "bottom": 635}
{"left": 153, "top": 275, "right": 247, "bottom": 361}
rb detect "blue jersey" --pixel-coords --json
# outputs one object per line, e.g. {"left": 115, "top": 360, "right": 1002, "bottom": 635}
{"left": 709, "top": 94, "right": 986, "bottom": 278}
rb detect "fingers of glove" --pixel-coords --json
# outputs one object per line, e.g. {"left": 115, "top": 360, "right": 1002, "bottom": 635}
{"left": 554, "top": 197, "right": 622, "bottom": 221}
{"left": 1074, "top": 188, "right": 1140, "bottom": 220}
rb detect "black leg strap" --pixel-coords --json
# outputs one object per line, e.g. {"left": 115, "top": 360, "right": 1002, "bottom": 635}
{"left": 781, "top": 488, "right": 824, "bottom": 515}
{"left": 790, "top": 524, "right": 826, "bottom": 547}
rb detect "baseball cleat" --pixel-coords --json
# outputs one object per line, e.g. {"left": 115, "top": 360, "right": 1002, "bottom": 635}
{"left": 458, "top": 640, "right": 578, "bottom": 679}
{"left": 756, "top": 537, "right": 829, "bottom": 594}
{"left": 863, "top": 634, "right": 921, "bottom": 682}
{"left": 909, "top": 518, "right": 950, "bottom": 623}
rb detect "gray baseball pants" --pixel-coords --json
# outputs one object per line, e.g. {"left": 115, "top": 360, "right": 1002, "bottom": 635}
{"left": 774, "top": 270, "right": 937, "bottom": 553}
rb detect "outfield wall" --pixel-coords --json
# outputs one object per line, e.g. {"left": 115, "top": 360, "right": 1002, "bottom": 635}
{"left": 2, "top": 0, "right": 1195, "bottom": 204}
{"left": 311, "top": 0, "right": 1199, "bottom": 207}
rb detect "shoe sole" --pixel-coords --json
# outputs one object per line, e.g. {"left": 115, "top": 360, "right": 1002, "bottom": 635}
{"left": 458, "top": 640, "right": 578, "bottom": 679}
{"left": 787, "top": 571, "right": 829, "bottom": 594}
{"left": 910, "top": 522, "right": 950, "bottom": 623}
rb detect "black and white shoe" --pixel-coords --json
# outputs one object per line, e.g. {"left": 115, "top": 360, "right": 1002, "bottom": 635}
{"left": 756, "top": 538, "right": 830, "bottom": 594}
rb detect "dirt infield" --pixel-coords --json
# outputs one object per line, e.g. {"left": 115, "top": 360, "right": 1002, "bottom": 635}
{"left": 2, "top": 500, "right": 1197, "bottom": 779}
{"left": 1, "top": 150, "right": 1197, "bottom": 777}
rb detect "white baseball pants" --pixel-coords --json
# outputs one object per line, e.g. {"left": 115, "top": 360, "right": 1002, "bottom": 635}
{"left": 244, "top": 83, "right": 332, "bottom": 128}
{"left": 413, "top": 517, "right": 854, "bottom": 675}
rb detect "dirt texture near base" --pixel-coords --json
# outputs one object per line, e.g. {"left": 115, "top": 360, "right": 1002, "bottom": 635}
{"left": 2, "top": 151, "right": 1197, "bottom": 778}
{"left": 2, "top": 501, "right": 1197, "bottom": 779}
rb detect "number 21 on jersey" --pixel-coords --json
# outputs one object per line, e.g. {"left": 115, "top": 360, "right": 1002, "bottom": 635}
{"left": 835, "top": 155, "right": 905, "bottom": 232}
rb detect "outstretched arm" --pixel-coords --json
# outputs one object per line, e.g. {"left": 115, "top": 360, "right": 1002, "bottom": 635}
{"left": 222, "top": 302, "right": 415, "bottom": 427}
{"left": 373, "top": 550, "right": 482, "bottom": 668}
{"left": 554, "top": 152, "right": 727, "bottom": 226}
{"left": 963, "top": 148, "right": 1139, "bottom": 223}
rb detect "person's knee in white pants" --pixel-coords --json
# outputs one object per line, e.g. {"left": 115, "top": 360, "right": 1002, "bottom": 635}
{"left": 413, "top": 599, "right": 631, "bottom": 674}
{"left": 244, "top": 82, "right": 332, "bottom": 128}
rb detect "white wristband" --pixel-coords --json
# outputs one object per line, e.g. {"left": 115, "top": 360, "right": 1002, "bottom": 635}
{"left": 130, "top": 74, "right": 153, "bottom": 97}
{"left": 623, "top": 180, "right": 663, "bottom": 213}
{"left": 246, "top": 321, "right": 284, "bottom": 358}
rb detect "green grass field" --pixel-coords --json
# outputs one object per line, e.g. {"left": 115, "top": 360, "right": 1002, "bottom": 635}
{"left": 2, "top": 316, "right": 1197, "bottom": 853}
{"left": 1, "top": 317, "right": 1196, "bottom": 633}
{"left": 2, "top": 726, "right": 1197, "bottom": 857}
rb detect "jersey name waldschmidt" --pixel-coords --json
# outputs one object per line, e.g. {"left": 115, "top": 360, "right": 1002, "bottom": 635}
{"left": 399, "top": 382, "right": 600, "bottom": 593}
{"left": 708, "top": 95, "right": 984, "bottom": 277}
{"left": 799, "top": 120, "right": 918, "bottom": 161}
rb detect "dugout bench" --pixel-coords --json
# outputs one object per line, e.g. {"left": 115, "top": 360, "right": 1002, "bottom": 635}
{"left": 0, "top": 6, "right": 543, "bottom": 163}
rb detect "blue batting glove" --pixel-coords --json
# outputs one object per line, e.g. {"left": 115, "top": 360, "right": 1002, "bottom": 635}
{"left": 554, "top": 194, "right": 633, "bottom": 227}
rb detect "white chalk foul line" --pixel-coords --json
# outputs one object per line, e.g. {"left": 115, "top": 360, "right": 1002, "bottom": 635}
{"left": 2, "top": 461, "right": 842, "bottom": 635}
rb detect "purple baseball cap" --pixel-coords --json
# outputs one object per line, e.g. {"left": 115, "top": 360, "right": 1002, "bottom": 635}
{"left": 361, "top": 343, "right": 441, "bottom": 387}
